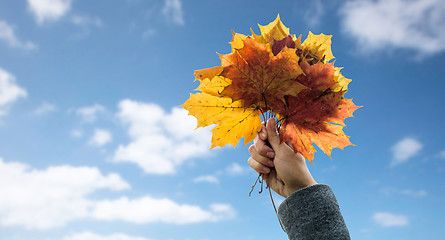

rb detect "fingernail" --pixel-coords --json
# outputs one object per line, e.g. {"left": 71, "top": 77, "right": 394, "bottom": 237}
{"left": 268, "top": 160, "right": 274, "bottom": 166}
{"left": 262, "top": 167, "right": 270, "bottom": 174}
{"left": 267, "top": 151, "right": 275, "bottom": 158}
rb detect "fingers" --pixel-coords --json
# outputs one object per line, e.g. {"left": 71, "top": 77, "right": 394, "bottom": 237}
{"left": 258, "top": 122, "right": 267, "bottom": 141}
{"left": 253, "top": 134, "right": 274, "bottom": 158}
{"left": 248, "top": 157, "right": 270, "bottom": 174}
{"left": 266, "top": 118, "right": 281, "bottom": 148}
{"left": 248, "top": 144, "right": 274, "bottom": 167}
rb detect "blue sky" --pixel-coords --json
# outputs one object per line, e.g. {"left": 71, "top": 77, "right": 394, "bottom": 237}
{"left": 1, "top": 0, "right": 445, "bottom": 239}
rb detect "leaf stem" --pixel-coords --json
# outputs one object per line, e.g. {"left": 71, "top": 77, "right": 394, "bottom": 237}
{"left": 249, "top": 173, "right": 262, "bottom": 196}
{"left": 268, "top": 185, "right": 285, "bottom": 231}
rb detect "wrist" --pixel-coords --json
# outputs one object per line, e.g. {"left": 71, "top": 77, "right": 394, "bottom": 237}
{"left": 284, "top": 180, "right": 317, "bottom": 198}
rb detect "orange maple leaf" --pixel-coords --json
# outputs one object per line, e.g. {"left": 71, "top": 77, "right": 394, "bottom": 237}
{"left": 182, "top": 15, "right": 360, "bottom": 161}
{"left": 220, "top": 37, "right": 307, "bottom": 108}
{"left": 278, "top": 88, "right": 360, "bottom": 162}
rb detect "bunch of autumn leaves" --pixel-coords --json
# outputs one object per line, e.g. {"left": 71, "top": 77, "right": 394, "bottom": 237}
{"left": 182, "top": 16, "right": 359, "bottom": 162}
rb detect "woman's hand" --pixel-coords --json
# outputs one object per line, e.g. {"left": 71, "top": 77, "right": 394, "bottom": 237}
{"left": 248, "top": 118, "right": 317, "bottom": 198}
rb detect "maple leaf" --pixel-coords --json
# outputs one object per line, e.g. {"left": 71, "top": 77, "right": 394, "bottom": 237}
{"left": 296, "top": 59, "right": 336, "bottom": 92}
{"left": 181, "top": 92, "right": 261, "bottom": 148}
{"left": 272, "top": 35, "right": 296, "bottom": 56}
{"left": 301, "top": 31, "right": 335, "bottom": 64}
{"left": 182, "top": 14, "right": 359, "bottom": 160}
{"left": 257, "top": 14, "right": 290, "bottom": 45}
{"left": 194, "top": 66, "right": 223, "bottom": 82}
{"left": 194, "top": 66, "right": 231, "bottom": 97}
{"left": 332, "top": 67, "right": 352, "bottom": 92}
{"left": 229, "top": 31, "right": 248, "bottom": 51}
{"left": 278, "top": 89, "right": 360, "bottom": 162}
{"left": 219, "top": 37, "right": 307, "bottom": 109}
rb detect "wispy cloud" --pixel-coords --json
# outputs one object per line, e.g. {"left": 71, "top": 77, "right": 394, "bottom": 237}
{"left": 63, "top": 232, "right": 153, "bottom": 240}
{"left": 92, "top": 198, "right": 235, "bottom": 224}
{"left": 0, "top": 68, "right": 27, "bottom": 116}
{"left": 162, "top": 0, "right": 185, "bottom": 25}
{"left": 226, "top": 162, "right": 245, "bottom": 175}
{"left": 0, "top": 21, "right": 37, "bottom": 50}
{"left": 71, "top": 15, "right": 103, "bottom": 27}
{"left": 142, "top": 28, "right": 156, "bottom": 39}
{"left": 70, "top": 14, "right": 103, "bottom": 38}
{"left": 340, "top": 0, "right": 445, "bottom": 56}
{"left": 303, "top": 0, "right": 325, "bottom": 27}
{"left": 34, "top": 102, "right": 57, "bottom": 115}
{"left": 373, "top": 212, "right": 409, "bottom": 227}
{"left": 27, "top": 0, "right": 73, "bottom": 24}
{"left": 76, "top": 104, "right": 106, "bottom": 123}
{"left": 380, "top": 187, "right": 427, "bottom": 198}
{"left": 193, "top": 175, "right": 219, "bottom": 184}
{"left": 390, "top": 137, "right": 422, "bottom": 166}
{"left": 113, "top": 100, "right": 212, "bottom": 174}
{"left": 439, "top": 150, "right": 445, "bottom": 159}
{"left": 70, "top": 129, "right": 83, "bottom": 138}
{"left": 193, "top": 163, "right": 246, "bottom": 184}
{"left": 89, "top": 129, "right": 112, "bottom": 147}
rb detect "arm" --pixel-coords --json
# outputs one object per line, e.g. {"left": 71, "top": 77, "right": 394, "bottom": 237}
{"left": 278, "top": 184, "right": 350, "bottom": 240}
{"left": 248, "top": 118, "right": 350, "bottom": 240}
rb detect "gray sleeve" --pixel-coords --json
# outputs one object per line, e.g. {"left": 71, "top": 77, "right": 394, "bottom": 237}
{"left": 278, "top": 184, "right": 350, "bottom": 240}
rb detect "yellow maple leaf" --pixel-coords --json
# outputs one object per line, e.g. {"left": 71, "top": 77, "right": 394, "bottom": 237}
{"left": 194, "top": 66, "right": 223, "bottom": 82}
{"left": 229, "top": 31, "right": 248, "bottom": 51}
{"left": 257, "top": 14, "right": 289, "bottom": 45}
{"left": 195, "top": 75, "right": 231, "bottom": 97}
{"left": 181, "top": 93, "right": 261, "bottom": 148}
{"left": 302, "top": 31, "right": 335, "bottom": 63}
{"left": 331, "top": 67, "right": 352, "bottom": 92}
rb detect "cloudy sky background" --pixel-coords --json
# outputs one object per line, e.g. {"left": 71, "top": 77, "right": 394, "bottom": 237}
{"left": 1, "top": 0, "right": 445, "bottom": 239}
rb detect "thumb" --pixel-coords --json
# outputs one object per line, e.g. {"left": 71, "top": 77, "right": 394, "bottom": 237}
{"left": 266, "top": 118, "right": 280, "bottom": 148}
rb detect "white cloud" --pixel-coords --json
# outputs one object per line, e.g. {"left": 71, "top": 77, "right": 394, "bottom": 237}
{"left": 71, "top": 15, "right": 103, "bottom": 27}
{"left": 340, "top": 0, "right": 445, "bottom": 56}
{"left": 226, "top": 162, "right": 245, "bottom": 175}
{"left": 92, "top": 197, "right": 235, "bottom": 224}
{"left": 380, "top": 187, "right": 427, "bottom": 197}
{"left": 113, "top": 100, "right": 212, "bottom": 174}
{"left": 193, "top": 175, "right": 219, "bottom": 184}
{"left": 63, "top": 232, "right": 152, "bottom": 240}
{"left": 0, "top": 21, "right": 37, "bottom": 50}
{"left": 27, "top": 0, "right": 73, "bottom": 24}
{"left": 373, "top": 212, "right": 409, "bottom": 227}
{"left": 0, "top": 158, "right": 130, "bottom": 230}
{"left": 0, "top": 157, "right": 235, "bottom": 230}
{"left": 439, "top": 150, "right": 445, "bottom": 159}
{"left": 70, "top": 129, "right": 83, "bottom": 138}
{"left": 162, "top": 0, "right": 185, "bottom": 25}
{"left": 0, "top": 68, "right": 27, "bottom": 116}
{"left": 34, "top": 102, "right": 57, "bottom": 115}
{"left": 304, "top": 0, "right": 325, "bottom": 27}
{"left": 89, "top": 129, "right": 112, "bottom": 147}
{"left": 76, "top": 104, "right": 106, "bottom": 122}
{"left": 390, "top": 137, "right": 422, "bottom": 166}
{"left": 143, "top": 28, "right": 156, "bottom": 39}
{"left": 400, "top": 189, "right": 427, "bottom": 197}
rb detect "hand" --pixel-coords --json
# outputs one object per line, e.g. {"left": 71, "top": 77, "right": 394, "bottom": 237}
{"left": 248, "top": 118, "right": 317, "bottom": 198}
